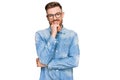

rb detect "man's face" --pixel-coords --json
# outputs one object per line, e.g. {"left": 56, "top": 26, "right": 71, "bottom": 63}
{"left": 46, "top": 6, "right": 64, "bottom": 27}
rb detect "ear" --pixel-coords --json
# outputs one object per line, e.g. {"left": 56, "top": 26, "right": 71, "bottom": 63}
{"left": 62, "top": 12, "right": 64, "bottom": 18}
{"left": 46, "top": 15, "right": 49, "bottom": 21}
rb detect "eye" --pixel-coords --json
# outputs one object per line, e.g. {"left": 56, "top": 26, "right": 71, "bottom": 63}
{"left": 47, "top": 14, "right": 53, "bottom": 18}
{"left": 55, "top": 12, "right": 61, "bottom": 17}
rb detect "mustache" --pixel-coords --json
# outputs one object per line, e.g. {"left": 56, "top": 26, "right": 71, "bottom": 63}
{"left": 52, "top": 19, "right": 60, "bottom": 22}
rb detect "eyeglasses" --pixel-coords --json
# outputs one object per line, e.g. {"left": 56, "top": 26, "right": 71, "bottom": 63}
{"left": 47, "top": 12, "right": 62, "bottom": 19}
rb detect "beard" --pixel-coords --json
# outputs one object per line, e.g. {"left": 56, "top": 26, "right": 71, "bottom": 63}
{"left": 49, "top": 19, "right": 63, "bottom": 27}
{"left": 49, "top": 19, "right": 63, "bottom": 32}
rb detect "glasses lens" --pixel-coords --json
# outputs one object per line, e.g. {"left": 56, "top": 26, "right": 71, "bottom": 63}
{"left": 47, "top": 12, "right": 62, "bottom": 19}
{"left": 55, "top": 12, "right": 61, "bottom": 18}
{"left": 47, "top": 14, "right": 53, "bottom": 18}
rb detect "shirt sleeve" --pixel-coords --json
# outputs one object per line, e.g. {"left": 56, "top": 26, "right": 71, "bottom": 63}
{"left": 35, "top": 32, "right": 57, "bottom": 65}
{"left": 48, "top": 33, "right": 80, "bottom": 70}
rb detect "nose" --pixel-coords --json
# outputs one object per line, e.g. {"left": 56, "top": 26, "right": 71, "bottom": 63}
{"left": 53, "top": 15, "right": 57, "bottom": 20}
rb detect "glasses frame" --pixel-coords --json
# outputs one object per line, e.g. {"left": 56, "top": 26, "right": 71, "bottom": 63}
{"left": 47, "top": 12, "right": 62, "bottom": 19}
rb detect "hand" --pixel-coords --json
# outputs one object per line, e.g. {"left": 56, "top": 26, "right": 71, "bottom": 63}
{"left": 36, "top": 58, "right": 46, "bottom": 67}
{"left": 51, "top": 22, "right": 59, "bottom": 38}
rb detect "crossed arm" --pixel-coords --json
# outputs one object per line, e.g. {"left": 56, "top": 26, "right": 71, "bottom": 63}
{"left": 35, "top": 32, "right": 80, "bottom": 69}
{"left": 36, "top": 58, "right": 46, "bottom": 67}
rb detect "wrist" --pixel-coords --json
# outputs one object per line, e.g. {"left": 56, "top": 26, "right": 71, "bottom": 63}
{"left": 51, "top": 33, "right": 56, "bottom": 38}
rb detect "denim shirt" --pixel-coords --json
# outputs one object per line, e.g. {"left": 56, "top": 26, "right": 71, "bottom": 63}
{"left": 35, "top": 27, "right": 80, "bottom": 80}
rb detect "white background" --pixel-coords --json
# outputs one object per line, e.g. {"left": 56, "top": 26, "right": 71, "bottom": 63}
{"left": 0, "top": 0, "right": 120, "bottom": 80}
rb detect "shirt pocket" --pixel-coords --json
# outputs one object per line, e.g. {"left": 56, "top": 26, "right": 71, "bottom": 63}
{"left": 57, "top": 39, "right": 71, "bottom": 58}
{"left": 61, "top": 42, "right": 70, "bottom": 52}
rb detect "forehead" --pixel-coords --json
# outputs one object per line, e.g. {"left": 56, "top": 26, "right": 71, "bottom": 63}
{"left": 47, "top": 6, "right": 62, "bottom": 14}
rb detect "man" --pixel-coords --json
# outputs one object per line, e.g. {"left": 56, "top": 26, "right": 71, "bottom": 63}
{"left": 35, "top": 1, "right": 80, "bottom": 80}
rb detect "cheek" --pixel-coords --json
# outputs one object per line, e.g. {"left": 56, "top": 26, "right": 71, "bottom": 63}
{"left": 48, "top": 19, "right": 53, "bottom": 24}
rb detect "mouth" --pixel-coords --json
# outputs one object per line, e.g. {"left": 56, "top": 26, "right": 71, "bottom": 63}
{"left": 52, "top": 20, "right": 59, "bottom": 25}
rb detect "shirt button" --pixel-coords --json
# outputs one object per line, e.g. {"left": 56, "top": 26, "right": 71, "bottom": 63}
{"left": 54, "top": 41, "right": 56, "bottom": 43}
{"left": 56, "top": 50, "right": 58, "bottom": 53}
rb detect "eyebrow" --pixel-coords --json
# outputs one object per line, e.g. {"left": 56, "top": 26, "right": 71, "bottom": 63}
{"left": 47, "top": 12, "right": 62, "bottom": 15}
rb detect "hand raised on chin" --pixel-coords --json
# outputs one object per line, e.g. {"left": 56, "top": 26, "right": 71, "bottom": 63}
{"left": 51, "top": 22, "right": 59, "bottom": 38}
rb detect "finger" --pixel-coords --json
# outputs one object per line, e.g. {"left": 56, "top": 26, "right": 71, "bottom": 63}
{"left": 37, "top": 61, "right": 41, "bottom": 67}
{"left": 36, "top": 58, "right": 39, "bottom": 65}
{"left": 36, "top": 58, "right": 39, "bottom": 61}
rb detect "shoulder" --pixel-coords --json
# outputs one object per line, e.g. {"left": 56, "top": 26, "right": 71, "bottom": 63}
{"left": 35, "top": 28, "right": 50, "bottom": 36}
{"left": 64, "top": 28, "right": 78, "bottom": 37}
{"left": 36, "top": 28, "right": 49, "bottom": 34}
{"left": 35, "top": 28, "right": 51, "bottom": 40}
